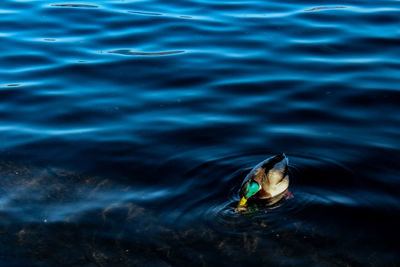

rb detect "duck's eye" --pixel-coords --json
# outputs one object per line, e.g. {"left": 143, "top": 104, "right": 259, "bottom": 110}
{"left": 241, "top": 181, "right": 259, "bottom": 199}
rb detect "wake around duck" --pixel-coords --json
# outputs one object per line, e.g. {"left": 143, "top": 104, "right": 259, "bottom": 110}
{"left": 235, "top": 153, "right": 290, "bottom": 213}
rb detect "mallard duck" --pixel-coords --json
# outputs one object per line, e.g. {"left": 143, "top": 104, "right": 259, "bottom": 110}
{"left": 236, "top": 153, "right": 289, "bottom": 212}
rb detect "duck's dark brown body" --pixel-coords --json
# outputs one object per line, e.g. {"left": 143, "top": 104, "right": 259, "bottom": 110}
{"left": 237, "top": 154, "right": 289, "bottom": 210}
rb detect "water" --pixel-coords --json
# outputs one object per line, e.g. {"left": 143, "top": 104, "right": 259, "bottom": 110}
{"left": 1, "top": 0, "right": 400, "bottom": 265}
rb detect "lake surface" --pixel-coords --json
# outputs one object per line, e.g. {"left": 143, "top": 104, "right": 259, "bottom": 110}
{"left": 1, "top": 0, "right": 400, "bottom": 266}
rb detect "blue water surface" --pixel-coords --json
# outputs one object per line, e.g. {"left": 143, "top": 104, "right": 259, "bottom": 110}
{"left": 1, "top": 0, "right": 400, "bottom": 265}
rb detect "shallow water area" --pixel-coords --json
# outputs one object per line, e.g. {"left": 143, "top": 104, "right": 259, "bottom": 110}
{"left": 1, "top": 0, "right": 400, "bottom": 266}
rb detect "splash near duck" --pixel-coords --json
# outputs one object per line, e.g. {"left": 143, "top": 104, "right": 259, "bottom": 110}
{"left": 236, "top": 153, "right": 290, "bottom": 213}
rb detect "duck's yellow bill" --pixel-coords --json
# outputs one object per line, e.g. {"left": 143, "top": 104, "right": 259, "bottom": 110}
{"left": 238, "top": 197, "right": 247, "bottom": 207}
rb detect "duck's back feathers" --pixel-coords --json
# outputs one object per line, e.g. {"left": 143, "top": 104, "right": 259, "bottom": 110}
{"left": 241, "top": 154, "right": 289, "bottom": 200}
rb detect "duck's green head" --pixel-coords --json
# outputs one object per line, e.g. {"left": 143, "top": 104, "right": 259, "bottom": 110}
{"left": 238, "top": 180, "right": 261, "bottom": 207}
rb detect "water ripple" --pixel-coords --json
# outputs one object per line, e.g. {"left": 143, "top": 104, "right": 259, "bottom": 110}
{"left": 108, "top": 49, "right": 185, "bottom": 56}
{"left": 1, "top": 0, "right": 400, "bottom": 264}
{"left": 166, "top": 153, "right": 360, "bottom": 235}
{"left": 305, "top": 6, "right": 347, "bottom": 12}
{"left": 49, "top": 3, "right": 99, "bottom": 8}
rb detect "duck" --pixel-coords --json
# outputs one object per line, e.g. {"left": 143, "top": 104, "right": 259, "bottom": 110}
{"left": 236, "top": 153, "right": 290, "bottom": 212}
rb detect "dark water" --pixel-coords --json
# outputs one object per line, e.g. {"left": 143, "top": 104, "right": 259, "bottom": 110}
{"left": 1, "top": 0, "right": 400, "bottom": 266}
